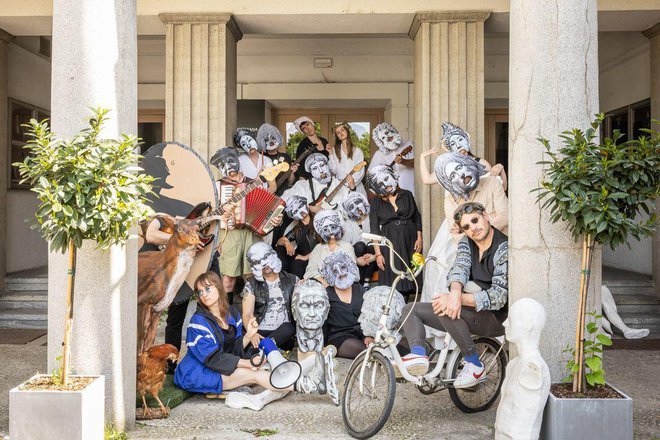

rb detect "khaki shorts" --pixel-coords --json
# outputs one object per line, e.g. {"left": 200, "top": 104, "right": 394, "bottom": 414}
{"left": 218, "top": 228, "right": 257, "bottom": 277}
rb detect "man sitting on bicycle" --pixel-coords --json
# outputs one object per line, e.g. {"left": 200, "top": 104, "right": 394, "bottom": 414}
{"left": 399, "top": 201, "right": 508, "bottom": 388}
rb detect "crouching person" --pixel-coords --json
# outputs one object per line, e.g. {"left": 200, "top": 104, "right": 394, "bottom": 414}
{"left": 242, "top": 241, "right": 298, "bottom": 350}
{"left": 174, "top": 271, "right": 337, "bottom": 405}
{"left": 399, "top": 202, "right": 508, "bottom": 388}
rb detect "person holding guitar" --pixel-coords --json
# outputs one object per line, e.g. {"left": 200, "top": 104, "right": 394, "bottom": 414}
{"left": 257, "top": 123, "right": 298, "bottom": 197}
{"left": 211, "top": 147, "right": 284, "bottom": 305}
{"left": 368, "top": 122, "right": 415, "bottom": 194}
{"left": 328, "top": 121, "right": 368, "bottom": 199}
{"left": 281, "top": 153, "right": 351, "bottom": 214}
{"left": 293, "top": 116, "right": 329, "bottom": 181}
{"left": 234, "top": 128, "right": 277, "bottom": 194}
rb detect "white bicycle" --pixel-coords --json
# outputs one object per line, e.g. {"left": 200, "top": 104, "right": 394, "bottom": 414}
{"left": 341, "top": 233, "right": 508, "bottom": 439}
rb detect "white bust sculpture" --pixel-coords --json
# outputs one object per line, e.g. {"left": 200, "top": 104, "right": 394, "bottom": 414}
{"left": 495, "top": 298, "right": 551, "bottom": 440}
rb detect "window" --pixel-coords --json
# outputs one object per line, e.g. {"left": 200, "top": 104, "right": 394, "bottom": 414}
{"left": 9, "top": 99, "right": 49, "bottom": 189}
{"left": 602, "top": 99, "right": 651, "bottom": 143}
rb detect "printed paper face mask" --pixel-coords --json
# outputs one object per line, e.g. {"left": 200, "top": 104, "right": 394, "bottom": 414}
{"left": 313, "top": 210, "right": 344, "bottom": 242}
{"left": 284, "top": 195, "right": 309, "bottom": 221}
{"left": 320, "top": 250, "right": 359, "bottom": 289}
{"left": 433, "top": 152, "right": 483, "bottom": 200}
{"left": 441, "top": 122, "right": 472, "bottom": 153}
{"left": 210, "top": 147, "right": 241, "bottom": 178}
{"left": 372, "top": 122, "right": 403, "bottom": 153}
{"left": 305, "top": 153, "right": 331, "bottom": 184}
{"left": 246, "top": 241, "right": 282, "bottom": 281}
{"left": 366, "top": 165, "right": 400, "bottom": 196}
{"left": 233, "top": 128, "right": 261, "bottom": 154}
{"left": 257, "top": 123, "right": 283, "bottom": 151}
{"left": 342, "top": 192, "right": 370, "bottom": 222}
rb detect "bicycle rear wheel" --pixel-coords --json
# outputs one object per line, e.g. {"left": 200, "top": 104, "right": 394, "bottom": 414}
{"left": 448, "top": 338, "right": 507, "bottom": 413}
{"left": 342, "top": 350, "right": 396, "bottom": 439}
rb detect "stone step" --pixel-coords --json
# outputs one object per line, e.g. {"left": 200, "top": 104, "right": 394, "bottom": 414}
{"left": 0, "top": 291, "right": 48, "bottom": 309}
{"left": 619, "top": 312, "right": 660, "bottom": 333}
{"left": 606, "top": 285, "right": 655, "bottom": 296}
{"left": 0, "top": 307, "right": 47, "bottom": 329}
{"left": 5, "top": 280, "right": 47, "bottom": 292}
{"left": 612, "top": 294, "right": 660, "bottom": 314}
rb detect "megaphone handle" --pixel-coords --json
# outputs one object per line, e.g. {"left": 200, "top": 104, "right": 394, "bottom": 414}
{"left": 250, "top": 349, "right": 266, "bottom": 368}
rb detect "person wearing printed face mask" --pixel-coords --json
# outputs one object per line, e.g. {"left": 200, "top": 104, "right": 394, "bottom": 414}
{"left": 340, "top": 192, "right": 377, "bottom": 287}
{"left": 293, "top": 116, "right": 330, "bottom": 181}
{"left": 367, "top": 165, "right": 423, "bottom": 297}
{"left": 303, "top": 209, "right": 357, "bottom": 283}
{"left": 440, "top": 122, "right": 508, "bottom": 190}
{"left": 210, "top": 147, "right": 284, "bottom": 304}
{"left": 234, "top": 128, "right": 276, "bottom": 193}
{"left": 275, "top": 195, "right": 318, "bottom": 279}
{"left": 257, "top": 123, "right": 297, "bottom": 196}
{"left": 368, "top": 122, "right": 415, "bottom": 193}
{"left": 241, "top": 242, "right": 298, "bottom": 351}
{"left": 281, "top": 153, "right": 350, "bottom": 214}
{"left": 418, "top": 148, "right": 508, "bottom": 337}
{"left": 319, "top": 251, "right": 374, "bottom": 359}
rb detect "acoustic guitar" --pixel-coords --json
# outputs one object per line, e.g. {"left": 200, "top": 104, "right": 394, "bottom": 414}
{"left": 388, "top": 145, "right": 413, "bottom": 167}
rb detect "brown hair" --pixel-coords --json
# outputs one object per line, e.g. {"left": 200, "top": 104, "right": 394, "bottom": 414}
{"left": 194, "top": 271, "right": 230, "bottom": 324}
{"left": 333, "top": 122, "right": 355, "bottom": 160}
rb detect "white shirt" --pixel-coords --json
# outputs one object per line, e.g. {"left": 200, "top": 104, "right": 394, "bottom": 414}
{"left": 239, "top": 154, "right": 273, "bottom": 188}
{"left": 368, "top": 141, "right": 415, "bottom": 194}
{"left": 244, "top": 279, "right": 290, "bottom": 331}
{"left": 304, "top": 240, "right": 357, "bottom": 280}
{"left": 340, "top": 210, "right": 371, "bottom": 246}
{"left": 328, "top": 147, "right": 367, "bottom": 199}
{"left": 281, "top": 176, "right": 351, "bottom": 210}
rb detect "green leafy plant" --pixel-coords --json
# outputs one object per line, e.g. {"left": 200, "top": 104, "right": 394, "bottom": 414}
{"left": 13, "top": 108, "right": 154, "bottom": 385}
{"left": 535, "top": 114, "right": 660, "bottom": 393}
{"left": 104, "top": 424, "right": 128, "bottom": 440}
{"left": 51, "top": 355, "right": 63, "bottom": 386}
{"left": 563, "top": 311, "right": 612, "bottom": 387}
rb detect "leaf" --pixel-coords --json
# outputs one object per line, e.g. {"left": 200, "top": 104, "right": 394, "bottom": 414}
{"left": 586, "top": 322, "right": 597, "bottom": 333}
{"left": 596, "top": 334, "right": 613, "bottom": 346}
{"left": 585, "top": 356, "right": 602, "bottom": 371}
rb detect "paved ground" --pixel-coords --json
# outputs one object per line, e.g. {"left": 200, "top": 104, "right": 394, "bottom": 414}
{"left": 1, "top": 342, "right": 658, "bottom": 440}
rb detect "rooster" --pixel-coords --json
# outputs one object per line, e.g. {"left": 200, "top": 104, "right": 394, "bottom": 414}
{"left": 137, "top": 343, "right": 179, "bottom": 418}
{"left": 137, "top": 215, "right": 203, "bottom": 353}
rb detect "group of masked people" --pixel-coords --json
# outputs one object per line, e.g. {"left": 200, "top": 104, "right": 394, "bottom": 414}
{"left": 148, "top": 115, "right": 511, "bottom": 406}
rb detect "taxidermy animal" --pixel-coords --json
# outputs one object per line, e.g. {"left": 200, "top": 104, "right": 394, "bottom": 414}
{"left": 137, "top": 215, "right": 203, "bottom": 353}
{"left": 137, "top": 343, "right": 179, "bottom": 417}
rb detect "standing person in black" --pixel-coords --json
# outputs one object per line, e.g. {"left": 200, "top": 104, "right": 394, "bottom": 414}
{"left": 257, "top": 123, "right": 298, "bottom": 197}
{"left": 293, "top": 116, "right": 329, "bottom": 181}
{"left": 320, "top": 250, "right": 374, "bottom": 359}
{"left": 276, "top": 195, "right": 318, "bottom": 279}
{"left": 367, "top": 165, "right": 423, "bottom": 297}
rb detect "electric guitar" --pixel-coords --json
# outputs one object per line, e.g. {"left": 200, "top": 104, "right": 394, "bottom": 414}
{"left": 274, "top": 147, "right": 313, "bottom": 190}
{"left": 311, "top": 161, "right": 367, "bottom": 210}
{"left": 388, "top": 145, "right": 413, "bottom": 167}
{"left": 159, "top": 162, "right": 289, "bottom": 247}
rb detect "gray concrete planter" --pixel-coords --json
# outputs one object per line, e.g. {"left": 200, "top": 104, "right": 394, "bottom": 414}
{"left": 9, "top": 374, "right": 104, "bottom": 440}
{"left": 541, "top": 383, "right": 632, "bottom": 440}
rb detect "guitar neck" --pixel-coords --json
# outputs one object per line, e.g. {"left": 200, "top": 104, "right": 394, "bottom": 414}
{"left": 275, "top": 150, "right": 310, "bottom": 188}
{"left": 324, "top": 172, "right": 353, "bottom": 204}
{"left": 208, "top": 179, "right": 260, "bottom": 216}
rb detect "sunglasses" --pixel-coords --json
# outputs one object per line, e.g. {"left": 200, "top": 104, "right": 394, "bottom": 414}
{"left": 453, "top": 203, "right": 484, "bottom": 222}
{"left": 460, "top": 216, "right": 481, "bottom": 231}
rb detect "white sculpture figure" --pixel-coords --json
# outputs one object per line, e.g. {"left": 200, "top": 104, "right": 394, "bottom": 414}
{"left": 495, "top": 298, "right": 551, "bottom": 440}
{"left": 291, "top": 280, "right": 331, "bottom": 352}
{"left": 359, "top": 285, "right": 406, "bottom": 337}
{"left": 601, "top": 285, "right": 650, "bottom": 339}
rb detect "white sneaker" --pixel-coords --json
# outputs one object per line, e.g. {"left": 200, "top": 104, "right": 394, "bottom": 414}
{"left": 453, "top": 361, "right": 486, "bottom": 389}
{"left": 401, "top": 353, "right": 429, "bottom": 376}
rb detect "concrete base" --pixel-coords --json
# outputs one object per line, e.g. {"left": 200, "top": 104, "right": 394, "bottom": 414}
{"left": 9, "top": 374, "right": 104, "bottom": 440}
{"left": 541, "top": 383, "right": 632, "bottom": 440}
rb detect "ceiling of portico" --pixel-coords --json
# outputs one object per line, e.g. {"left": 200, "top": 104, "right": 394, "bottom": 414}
{"left": 1, "top": 0, "right": 659, "bottom": 36}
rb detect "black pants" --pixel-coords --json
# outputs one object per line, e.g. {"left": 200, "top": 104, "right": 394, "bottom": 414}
{"left": 258, "top": 322, "right": 296, "bottom": 351}
{"left": 354, "top": 242, "right": 376, "bottom": 282}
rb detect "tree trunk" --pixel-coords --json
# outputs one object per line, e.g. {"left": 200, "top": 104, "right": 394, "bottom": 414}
{"left": 61, "top": 239, "right": 77, "bottom": 385}
{"left": 573, "top": 234, "right": 594, "bottom": 393}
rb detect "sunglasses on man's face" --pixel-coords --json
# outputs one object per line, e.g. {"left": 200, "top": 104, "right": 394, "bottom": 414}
{"left": 460, "top": 216, "right": 481, "bottom": 231}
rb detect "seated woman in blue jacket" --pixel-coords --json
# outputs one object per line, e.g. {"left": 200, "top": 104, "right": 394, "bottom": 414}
{"left": 174, "top": 271, "right": 334, "bottom": 396}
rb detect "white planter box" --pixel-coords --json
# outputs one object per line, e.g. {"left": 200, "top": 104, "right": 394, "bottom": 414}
{"left": 541, "top": 383, "right": 632, "bottom": 440}
{"left": 9, "top": 374, "right": 104, "bottom": 440}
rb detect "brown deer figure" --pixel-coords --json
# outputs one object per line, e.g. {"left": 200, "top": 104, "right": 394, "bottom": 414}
{"left": 137, "top": 215, "right": 203, "bottom": 354}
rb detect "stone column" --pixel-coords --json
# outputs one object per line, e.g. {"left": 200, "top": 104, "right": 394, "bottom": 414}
{"left": 643, "top": 23, "right": 660, "bottom": 298}
{"left": 509, "top": 0, "right": 601, "bottom": 381}
{"left": 0, "top": 29, "right": 14, "bottom": 290}
{"left": 160, "top": 13, "right": 242, "bottom": 160}
{"left": 409, "top": 11, "right": 490, "bottom": 248}
{"left": 49, "top": 0, "right": 137, "bottom": 430}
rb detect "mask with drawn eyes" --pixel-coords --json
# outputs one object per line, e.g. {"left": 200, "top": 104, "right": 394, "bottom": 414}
{"left": 246, "top": 241, "right": 282, "bottom": 281}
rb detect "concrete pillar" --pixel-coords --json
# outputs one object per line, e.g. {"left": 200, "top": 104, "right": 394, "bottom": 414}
{"left": 49, "top": 0, "right": 137, "bottom": 430}
{"left": 160, "top": 13, "right": 242, "bottom": 160}
{"left": 509, "top": 0, "right": 601, "bottom": 381}
{"left": 0, "top": 29, "right": 14, "bottom": 290}
{"left": 409, "top": 11, "right": 490, "bottom": 248}
{"left": 643, "top": 23, "right": 660, "bottom": 298}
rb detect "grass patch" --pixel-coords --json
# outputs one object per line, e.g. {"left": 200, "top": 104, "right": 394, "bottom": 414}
{"left": 241, "top": 428, "right": 279, "bottom": 437}
{"left": 105, "top": 424, "right": 128, "bottom": 440}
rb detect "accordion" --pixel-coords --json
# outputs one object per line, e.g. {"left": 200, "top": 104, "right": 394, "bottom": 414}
{"left": 220, "top": 183, "right": 285, "bottom": 236}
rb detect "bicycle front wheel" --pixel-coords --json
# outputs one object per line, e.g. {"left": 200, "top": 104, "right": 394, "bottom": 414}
{"left": 341, "top": 350, "right": 396, "bottom": 439}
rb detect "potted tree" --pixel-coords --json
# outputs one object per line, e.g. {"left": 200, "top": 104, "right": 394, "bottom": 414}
{"left": 535, "top": 114, "right": 660, "bottom": 440}
{"left": 9, "top": 108, "right": 154, "bottom": 440}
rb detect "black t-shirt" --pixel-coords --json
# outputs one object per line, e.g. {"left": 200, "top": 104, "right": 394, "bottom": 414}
{"left": 295, "top": 137, "right": 329, "bottom": 180}
{"left": 324, "top": 283, "right": 364, "bottom": 343}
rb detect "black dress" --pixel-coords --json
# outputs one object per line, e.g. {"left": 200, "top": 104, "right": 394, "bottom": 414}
{"left": 369, "top": 189, "right": 423, "bottom": 293}
{"left": 324, "top": 283, "right": 365, "bottom": 348}
{"left": 275, "top": 222, "right": 318, "bottom": 279}
{"left": 295, "top": 137, "right": 329, "bottom": 181}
